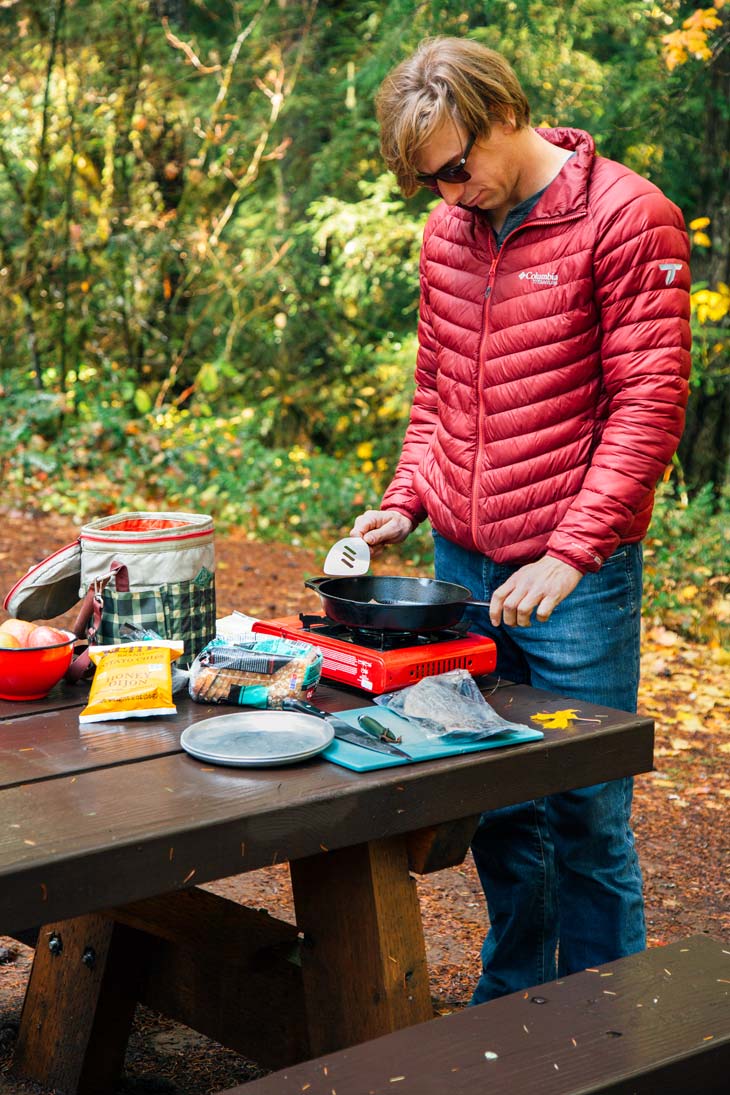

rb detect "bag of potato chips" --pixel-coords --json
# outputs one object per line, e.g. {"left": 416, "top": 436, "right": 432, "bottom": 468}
{"left": 79, "top": 640, "right": 184, "bottom": 724}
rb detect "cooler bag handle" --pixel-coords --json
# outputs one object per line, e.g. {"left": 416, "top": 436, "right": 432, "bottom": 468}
{"left": 65, "top": 565, "right": 130, "bottom": 683}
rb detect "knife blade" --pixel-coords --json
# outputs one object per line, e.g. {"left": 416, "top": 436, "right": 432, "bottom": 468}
{"left": 281, "top": 699, "right": 412, "bottom": 759}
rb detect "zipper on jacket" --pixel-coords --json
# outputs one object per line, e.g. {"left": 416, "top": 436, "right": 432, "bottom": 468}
{"left": 471, "top": 255, "right": 498, "bottom": 545}
{"left": 469, "top": 211, "right": 584, "bottom": 548}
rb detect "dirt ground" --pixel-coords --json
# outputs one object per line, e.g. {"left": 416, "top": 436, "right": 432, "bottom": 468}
{"left": 0, "top": 512, "right": 728, "bottom": 1094}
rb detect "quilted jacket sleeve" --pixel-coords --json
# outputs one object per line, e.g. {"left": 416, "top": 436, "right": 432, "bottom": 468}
{"left": 380, "top": 233, "right": 440, "bottom": 524}
{"left": 546, "top": 180, "right": 692, "bottom": 572}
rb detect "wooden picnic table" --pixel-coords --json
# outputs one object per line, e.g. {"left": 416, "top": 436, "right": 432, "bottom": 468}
{"left": 0, "top": 675, "right": 654, "bottom": 1094}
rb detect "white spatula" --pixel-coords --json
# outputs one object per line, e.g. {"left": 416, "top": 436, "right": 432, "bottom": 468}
{"left": 323, "top": 536, "right": 371, "bottom": 577}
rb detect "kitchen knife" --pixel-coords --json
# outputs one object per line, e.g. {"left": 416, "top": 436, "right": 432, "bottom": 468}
{"left": 281, "top": 699, "right": 412, "bottom": 759}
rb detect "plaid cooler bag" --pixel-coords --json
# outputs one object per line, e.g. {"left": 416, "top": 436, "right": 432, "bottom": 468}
{"left": 4, "top": 511, "right": 216, "bottom": 665}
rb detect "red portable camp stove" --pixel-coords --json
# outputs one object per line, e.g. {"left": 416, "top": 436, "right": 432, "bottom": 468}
{"left": 252, "top": 614, "right": 497, "bottom": 694}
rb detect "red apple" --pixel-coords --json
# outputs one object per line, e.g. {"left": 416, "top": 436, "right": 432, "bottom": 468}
{"left": 26, "top": 626, "right": 71, "bottom": 648}
{"left": 0, "top": 618, "right": 37, "bottom": 645}
{"left": 0, "top": 632, "right": 21, "bottom": 649}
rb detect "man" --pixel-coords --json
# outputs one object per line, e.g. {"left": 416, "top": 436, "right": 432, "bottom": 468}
{"left": 351, "top": 36, "right": 691, "bottom": 1004}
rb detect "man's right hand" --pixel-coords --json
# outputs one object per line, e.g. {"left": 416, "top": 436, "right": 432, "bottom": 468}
{"left": 350, "top": 509, "right": 414, "bottom": 552}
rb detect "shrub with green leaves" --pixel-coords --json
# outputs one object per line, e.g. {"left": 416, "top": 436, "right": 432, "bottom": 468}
{"left": 643, "top": 481, "right": 729, "bottom": 644}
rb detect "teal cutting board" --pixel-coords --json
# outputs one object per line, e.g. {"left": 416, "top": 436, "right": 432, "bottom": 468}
{"left": 322, "top": 705, "right": 543, "bottom": 771}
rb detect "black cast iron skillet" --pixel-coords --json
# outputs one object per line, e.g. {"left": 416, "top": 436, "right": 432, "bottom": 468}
{"left": 304, "top": 575, "right": 491, "bottom": 632}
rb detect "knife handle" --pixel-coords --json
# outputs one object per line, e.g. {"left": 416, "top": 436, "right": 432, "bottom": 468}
{"left": 281, "top": 697, "right": 326, "bottom": 718}
{"left": 358, "top": 714, "right": 402, "bottom": 745}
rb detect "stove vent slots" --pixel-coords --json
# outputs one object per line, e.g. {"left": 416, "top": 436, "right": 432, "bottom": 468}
{"left": 409, "top": 655, "right": 475, "bottom": 679}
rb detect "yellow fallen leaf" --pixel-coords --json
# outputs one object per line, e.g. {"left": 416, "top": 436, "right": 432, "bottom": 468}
{"left": 669, "top": 738, "right": 693, "bottom": 751}
{"left": 718, "top": 743, "right": 730, "bottom": 754}
{"left": 531, "top": 708, "right": 581, "bottom": 730}
{"left": 675, "top": 711, "right": 704, "bottom": 732}
{"left": 646, "top": 626, "right": 682, "bottom": 647}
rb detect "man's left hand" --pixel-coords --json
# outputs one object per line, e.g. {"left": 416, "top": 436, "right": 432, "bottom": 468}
{"left": 490, "top": 556, "right": 583, "bottom": 627}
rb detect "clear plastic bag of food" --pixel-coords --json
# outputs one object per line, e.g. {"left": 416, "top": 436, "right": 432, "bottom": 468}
{"left": 188, "top": 635, "right": 323, "bottom": 708}
{"left": 374, "top": 669, "right": 531, "bottom": 742}
{"left": 119, "top": 622, "right": 190, "bottom": 694}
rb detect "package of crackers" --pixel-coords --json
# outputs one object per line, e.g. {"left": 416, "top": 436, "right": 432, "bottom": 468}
{"left": 188, "top": 635, "right": 322, "bottom": 708}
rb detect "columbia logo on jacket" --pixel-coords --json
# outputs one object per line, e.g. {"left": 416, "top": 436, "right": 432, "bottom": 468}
{"left": 519, "top": 270, "right": 559, "bottom": 286}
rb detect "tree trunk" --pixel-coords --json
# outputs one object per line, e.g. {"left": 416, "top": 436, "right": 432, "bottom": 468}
{"left": 678, "top": 391, "right": 730, "bottom": 491}
{"left": 683, "top": 11, "right": 730, "bottom": 494}
{"left": 706, "top": 16, "right": 730, "bottom": 286}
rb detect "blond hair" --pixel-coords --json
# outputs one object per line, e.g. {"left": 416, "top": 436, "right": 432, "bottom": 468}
{"left": 376, "top": 37, "right": 531, "bottom": 196}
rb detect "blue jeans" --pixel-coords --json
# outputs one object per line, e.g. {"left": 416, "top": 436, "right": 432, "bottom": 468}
{"left": 433, "top": 531, "right": 646, "bottom": 1003}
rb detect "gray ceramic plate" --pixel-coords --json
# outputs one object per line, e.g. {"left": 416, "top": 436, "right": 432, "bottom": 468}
{"left": 180, "top": 710, "right": 334, "bottom": 767}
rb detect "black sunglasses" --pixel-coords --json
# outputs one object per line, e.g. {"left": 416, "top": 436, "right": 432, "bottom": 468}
{"left": 416, "top": 133, "right": 477, "bottom": 192}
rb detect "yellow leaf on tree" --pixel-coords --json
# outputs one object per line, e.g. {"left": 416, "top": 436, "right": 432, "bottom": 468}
{"left": 683, "top": 8, "right": 722, "bottom": 33}
{"left": 531, "top": 708, "right": 581, "bottom": 730}
{"left": 693, "top": 231, "right": 712, "bottom": 247}
{"left": 689, "top": 216, "right": 711, "bottom": 230}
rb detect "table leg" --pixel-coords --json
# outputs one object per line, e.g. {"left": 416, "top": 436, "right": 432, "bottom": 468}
{"left": 12, "top": 914, "right": 145, "bottom": 1094}
{"left": 290, "top": 834, "right": 434, "bottom": 1057}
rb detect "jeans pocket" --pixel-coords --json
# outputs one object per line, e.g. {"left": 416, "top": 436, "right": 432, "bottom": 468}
{"left": 601, "top": 547, "right": 628, "bottom": 565}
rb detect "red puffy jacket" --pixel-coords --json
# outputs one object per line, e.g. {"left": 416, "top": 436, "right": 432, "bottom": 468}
{"left": 381, "top": 127, "right": 691, "bottom": 573}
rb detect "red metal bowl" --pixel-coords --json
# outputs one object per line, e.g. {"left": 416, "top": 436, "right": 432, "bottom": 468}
{"left": 0, "top": 631, "right": 75, "bottom": 701}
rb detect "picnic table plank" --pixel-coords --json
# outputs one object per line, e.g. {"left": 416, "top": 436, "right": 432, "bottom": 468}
{"left": 231, "top": 935, "right": 730, "bottom": 1095}
{"left": 0, "top": 705, "right": 183, "bottom": 789}
{"left": 0, "top": 682, "right": 374, "bottom": 790}
{"left": 0, "top": 680, "right": 87, "bottom": 721}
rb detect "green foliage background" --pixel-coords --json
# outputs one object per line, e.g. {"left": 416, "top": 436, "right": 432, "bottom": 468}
{"left": 0, "top": 0, "right": 728, "bottom": 640}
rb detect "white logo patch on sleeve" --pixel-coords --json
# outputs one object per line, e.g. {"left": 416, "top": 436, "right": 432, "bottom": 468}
{"left": 659, "top": 262, "right": 683, "bottom": 285}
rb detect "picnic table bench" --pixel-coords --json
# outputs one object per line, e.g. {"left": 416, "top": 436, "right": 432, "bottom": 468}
{"left": 227, "top": 935, "right": 730, "bottom": 1094}
{"left": 0, "top": 675, "right": 654, "bottom": 1094}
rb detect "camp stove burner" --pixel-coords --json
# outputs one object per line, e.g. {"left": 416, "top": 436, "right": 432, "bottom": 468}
{"left": 297, "top": 614, "right": 470, "bottom": 650}
{"left": 252, "top": 613, "right": 497, "bottom": 694}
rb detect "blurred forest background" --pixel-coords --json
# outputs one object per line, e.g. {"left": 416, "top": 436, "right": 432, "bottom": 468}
{"left": 0, "top": 0, "right": 728, "bottom": 644}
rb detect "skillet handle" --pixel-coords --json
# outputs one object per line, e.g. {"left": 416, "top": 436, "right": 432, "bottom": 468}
{"left": 304, "top": 577, "right": 327, "bottom": 592}
{"left": 465, "top": 599, "right": 491, "bottom": 608}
